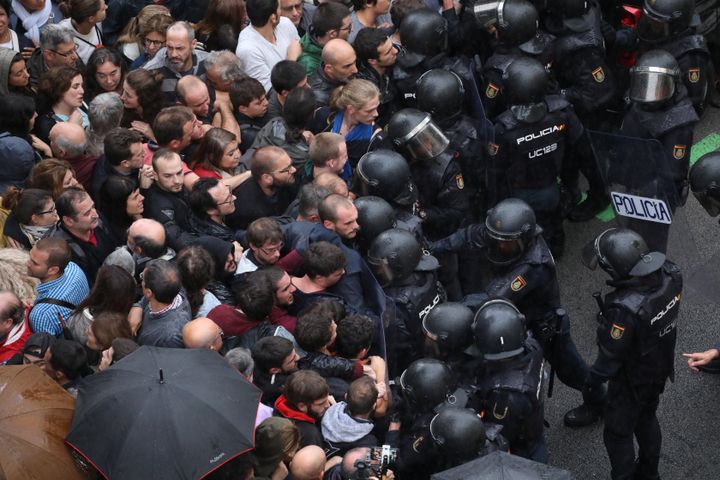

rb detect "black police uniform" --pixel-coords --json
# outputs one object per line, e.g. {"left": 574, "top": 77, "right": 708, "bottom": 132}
{"left": 444, "top": 115, "right": 489, "bottom": 220}
{"left": 588, "top": 261, "right": 682, "bottom": 480}
{"left": 471, "top": 336, "right": 547, "bottom": 462}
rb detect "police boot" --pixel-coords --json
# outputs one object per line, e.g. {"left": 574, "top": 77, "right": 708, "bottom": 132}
{"left": 568, "top": 194, "right": 610, "bottom": 222}
{"left": 698, "top": 357, "right": 720, "bottom": 374}
{"left": 563, "top": 403, "right": 601, "bottom": 428}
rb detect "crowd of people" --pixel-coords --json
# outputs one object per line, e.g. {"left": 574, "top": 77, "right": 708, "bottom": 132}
{"left": 0, "top": 0, "right": 720, "bottom": 479}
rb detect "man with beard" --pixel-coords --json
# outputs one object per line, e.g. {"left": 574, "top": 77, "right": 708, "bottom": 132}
{"left": 252, "top": 336, "right": 301, "bottom": 406}
{"left": 188, "top": 178, "right": 237, "bottom": 242}
{"left": 274, "top": 369, "right": 333, "bottom": 448}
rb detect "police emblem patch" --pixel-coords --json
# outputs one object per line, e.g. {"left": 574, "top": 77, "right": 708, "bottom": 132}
{"left": 486, "top": 83, "right": 499, "bottom": 98}
{"left": 510, "top": 275, "right": 527, "bottom": 292}
{"left": 688, "top": 68, "right": 700, "bottom": 83}
{"left": 455, "top": 174, "right": 465, "bottom": 189}
{"left": 592, "top": 67, "right": 605, "bottom": 83}
{"left": 610, "top": 324, "right": 625, "bottom": 340}
{"left": 488, "top": 142, "right": 499, "bottom": 156}
{"left": 673, "top": 145, "right": 686, "bottom": 160}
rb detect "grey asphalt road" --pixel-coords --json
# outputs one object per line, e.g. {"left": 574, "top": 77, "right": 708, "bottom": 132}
{"left": 543, "top": 104, "right": 720, "bottom": 479}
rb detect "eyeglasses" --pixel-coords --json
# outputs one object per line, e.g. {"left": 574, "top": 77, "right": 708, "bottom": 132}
{"left": 338, "top": 23, "right": 353, "bottom": 33}
{"left": 144, "top": 38, "right": 166, "bottom": 48}
{"left": 259, "top": 242, "right": 284, "bottom": 256}
{"left": 273, "top": 163, "right": 295, "bottom": 174}
{"left": 50, "top": 45, "right": 78, "bottom": 57}
{"left": 37, "top": 206, "right": 57, "bottom": 215}
{"left": 217, "top": 193, "right": 236, "bottom": 206}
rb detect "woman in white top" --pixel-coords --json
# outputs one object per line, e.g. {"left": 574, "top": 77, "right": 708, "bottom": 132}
{"left": 58, "top": 0, "right": 107, "bottom": 64}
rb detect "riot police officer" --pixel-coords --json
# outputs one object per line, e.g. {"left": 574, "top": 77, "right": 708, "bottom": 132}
{"left": 620, "top": 50, "right": 699, "bottom": 252}
{"left": 367, "top": 228, "right": 445, "bottom": 377}
{"left": 488, "top": 57, "right": 587, "bottom": 255}
{"left": 387, "top": 108, "right": 470, "bottom": 299}
{"left": 431, "top": 198, "right": 604, "bottom": 427}
{"left": 580, "top": 228, "right": 682, "bottom": 480}
{"left": 422, "top": 302, "right": 478, "bottom": 383}
{"left": 354, "top": 195, "right": 396, "bottom": 254}
{"left": 468, "top": 298, "right": 547, "bottom": 462}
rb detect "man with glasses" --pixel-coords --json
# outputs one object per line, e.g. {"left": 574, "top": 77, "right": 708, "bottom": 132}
{"left": 297, "top": 2, "right": 352, "bottom": 76}
{"left": 188, "top": 177, "right": 237, "bottom": 242}
{"left": 27, "top": 24, "right": 82, "bottom": 88}
{"left": 236, "top": 217, "right": 303, "bottom": 281}
{"left": 227, "top": 146, "right": 297, "bottom": 230}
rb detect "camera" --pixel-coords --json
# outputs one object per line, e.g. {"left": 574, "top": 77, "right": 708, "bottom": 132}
{"left": 351, "top": 445, "right": 398, "bottom": 479}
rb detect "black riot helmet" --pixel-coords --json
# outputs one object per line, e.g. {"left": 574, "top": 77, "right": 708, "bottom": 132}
{"left": 354, "top": 196, "right": 396, "bottom": 247}
{"left": 483, "top": 198, "right": 541, "bottom": 265}
{"left": 582, "top": 228, "right": 666, "bottom": 280}
{"left": 629, "top": 50, "right": 680, "bottom": 105}
{"left": 355, "top": 149, "right": 417, "bottom": 207}
{"left": 386, "top": 108, "right": 450, "bottom": 161}
{"left": 399, "top": 358, "right": 456, "bottom": 412}
{"left": 503, "top": 57, "right": 549, "bottom": 123}
{"left": 690, "top": 152, "right": 720, "bottom": 217}
{"left": 399, "top": 9, "right": 448, "bottom": 59}
{"left": 473, "top": 0, "right": 539, "bottom": 47}
{"left": 638, "top": 0, "right": 696, "bottom": 42}
{"left": 367, "top": 228, "right": 439, "bottom": 287}
{"left": 546, "top": 0, "right": 596, "bottom": 32}
{"left": 469, "top": 299, "right": 527, "bottom": 361}
{"left": 422, "top": 302, "right": 474, "bottom": 353}
{"left": 429, "top": 408, "right": 486, "bottom": 461}
{"left": 416, "top": 69, "right": 465, "bottom": 129}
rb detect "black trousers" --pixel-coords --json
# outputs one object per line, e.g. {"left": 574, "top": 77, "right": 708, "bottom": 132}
{"left": 604, "top": 378, "right": 665, "bottom": 480}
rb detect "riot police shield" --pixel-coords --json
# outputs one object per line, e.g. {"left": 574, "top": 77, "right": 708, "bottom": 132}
{"left": 588, "top": 130, "right": 678, "bottom": 253}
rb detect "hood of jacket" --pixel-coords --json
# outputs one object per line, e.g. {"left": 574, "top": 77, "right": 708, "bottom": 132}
{"left": 0, "top": 47, "right": 17, "bottom": 95}
{"left": 320, "top": 401, "right": 374, "bottom": 443}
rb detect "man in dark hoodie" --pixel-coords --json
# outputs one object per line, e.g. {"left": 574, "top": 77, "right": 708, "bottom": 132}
{"left": 252, "top": 336, "right": 301, "bottom": 406}
{"left": 274, "top": 369, "right": 332, "bottom": 448}
{"left": 191, "top": 236, "right": 238, "bottom": 305}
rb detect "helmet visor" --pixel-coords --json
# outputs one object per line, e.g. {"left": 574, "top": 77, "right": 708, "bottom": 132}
{"left": 694, "top": 191, "right": 720, "bottom": 217}
{"left": 581, "top": 236, "right": 600, "bottom": 270}
{"left": 473, "top": 0, "right": 501, "bottom": 28}
{"left": 400, "top": 115, "right": 450, "bottom": 160}
{"left": 367, "top": 254, "right": 394, "bottom": 287}
{"left": 485, "top": 238, "right": 525, "bottom": 265}
{"left": 637, "top": 13, "right": 671, "bottom": 43}
{"left": 629, "top": 66, "right": 676, "bottom": 103}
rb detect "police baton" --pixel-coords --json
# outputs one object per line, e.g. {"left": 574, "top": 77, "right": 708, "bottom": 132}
{"left": 546, "top": 308, "right": 566, "bottom": 398}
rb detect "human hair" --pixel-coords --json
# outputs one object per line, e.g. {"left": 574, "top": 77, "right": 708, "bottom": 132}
{"left": 28, "top": 159, "right": 76, "bottom": 199}
{"left": 98, "top": 175, "right": 138, "bottom": 230}
{"left": 116, "top": 4, "right": 172, "bottom": 46}
{"left": 0, "top": 0, "right": 10, "bottom": 16}
{"left": 58, "top": 0, "right": 104, "bottom": 23}
{"left": 176, "top": 246, "right": 216, "bottom": 317}
{"left": 203, "top": 50, "right": 245, "bottom": 85}
{"left": 351, "top": 0, "right": 377, "bottom": 10}
{"left": 282, "top": 87, "right": 316, "bottom": 144}
{"left": 189, "top": 177, "right": 221, "bottom": 217}
{"left": 295, "top": 304, "right": 334, "bottom": 352}
{"left": 167, "top": 21, "right": 196, "bottom": 42}
{"left": 353, "top": 28, "right": 388, "bottom": 63}
{"left": 251, "top": 336, "right": 294, "bottom": 372}
{"left": 2, "top": 188, "right": 53, "bottom": 225}
{"left": 318, "top": 193, "right": 353, "bottom": 224}
{"left": 122, "top": 69, "right": 165, "bottom": 124}
{"left": 104, "top": 127, "right": 143, "bottom": 166}
{"left": 130, "top": 232, "right": 167, "bottom": 259}
{"left": 225, "top": 347, "right": 254, "bottom": 377}
{"left": 312, "top": 2, "right": 350, "bottom": 37}
{"left": 36, "top": 66, "right": 82, "bottom": 113}
{"left": 255, "top": 417, "right": 301, "bottom": 466}
{"left": 151, "top": 148, "right": 181, "bottom": 173}
{"left": 347, "top": 376, "right": 378, "bottom": 417}
{"left": 297, "top": 184, "right": 331, "bottom": 219}
{"left": 0, "top": 94, "right": 36, "bottom": 137}
{"left": 195, "top": 0, "right": 248, "bottom": 37}
{"left": 233, "top": 269, "right": 275, "bottom": 321}
{"left": 55, "top": 186, "right": 88, "bottom": 220}
{"left": 270, "top": 60, "right": 307, "bottom": 95}
{"left": 34, "top": 237, "right": 72, "bottom": 272}
{"left": 250, "top": 146, "right": 285, "bottom": 179}
{"left": 246, "top": 0, "right": 279, "bottom": 27}
{"left": 330, "top": 78, "right": 379, "bottom": 113}
{"left": 39, "top": 24, "right": 74, "bottom": 51}
{"left": 52, "top": 129, "right": 87, "bottom": 159}
{"left": 88, "top": 92, "right": 124, "bottom": 137}
{"left": 0, "top": 289, "right": 24, "bottom": 326}
{"left": 336, "top": 314, "right": 374, "bottom": 358}
{"left": 189, "top": 128, "right": 237, "bottom": 173}
{"left": 309, "top": 132, "right": 343, "bottom": 168}
{"left": 303, "top": 241, "right": 346, "bottom": 279}
{"left": 143, "top": 259, "right": 182, "bottom": 303}
{"left": 229, "top": 76, "right": 266, "bottom": 110}
{"left": 84, "top": 48, "right": 127, "bottom": 100}
{"left": 48, "top": 339, "right": 87, "bottom": 380}
{"left": 152, "top": 106, "right": 195, "bottom": 146}
{"left": 74, "top": 264, "right": 136, "bottom": 316}
{"left": 246, "top": 217, "right": 283, "bottom": 247}
{"left": 284, "top": 370, "right": 329, "bottom": 406}
{"left": 89, "top": 311, "right": 133, "bottom": 351}
{"left": 390, "top": 0, "right": 427, "bottom": 27}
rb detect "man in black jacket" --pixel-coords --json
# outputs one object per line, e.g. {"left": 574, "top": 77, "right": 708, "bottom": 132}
{"left": 274, "top": 369, "right": 332, "bottom": 448}
{"left": 308, "top": 38, "right": 358, "bottom": 107}
{"left": 354, "top": 28, "right": 399, "bottom": 127}
{"left": 188, "top": 178, "right": 237, "bottom": 242}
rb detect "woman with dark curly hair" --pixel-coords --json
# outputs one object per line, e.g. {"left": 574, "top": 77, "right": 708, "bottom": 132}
{"left": 97, "top": 175, "right": 144, "bottom": 245}
{"left": 194, "top": 0, "right": 248, "bottom": 52}
{"left": 120, "top": 68, "right": 164, "bottom": 140}
{"left": 34, "top": 66, "right": 88, "bottom": 144}
{"left": 27, "top": 158, "right": 81, "bottom": 199}
{"left": 1, "top": 188, "right": 57, "bottom": 249}
{"left": 84, "top": 47, "right": 126, "bottom": 102}
{"left": 176, "top": 245, "right": 221, "bottom": 318}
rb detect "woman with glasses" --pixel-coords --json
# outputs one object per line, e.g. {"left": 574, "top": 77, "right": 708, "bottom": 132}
{"left": 1, "top": 188, "right": 57, "bottom": 249}
{"left": 194, "top": 0, "right": 248, "bottom": 52}
{"left": 114, "top": 6, "right": 172, "bottom": 69}
{"left": 97, "top": 175, "right": 144, "bottom": 245}
{"left": 83, "top": 47, "right": 126, "bottom": 102}
{"left": 34, "top": 65, "right": 88, "bottom": 144}
{"left": 58, "top": 0, "right": 108, "bottom": 64}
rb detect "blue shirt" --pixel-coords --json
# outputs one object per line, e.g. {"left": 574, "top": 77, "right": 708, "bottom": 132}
{"left": 30, "top": 262, "right": 90, "bottom": 337}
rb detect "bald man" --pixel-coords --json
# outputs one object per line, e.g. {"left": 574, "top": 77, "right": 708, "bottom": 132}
{"left": 49, "top": 122, "right": 96, "bottom": 190}
{"left": 182, "top": 317, "right": 224, "bottom": 351}
{"left": 314, "top": 172, "right": 349, "bottom": 198}
{"left": 290, "top": 446, "right": 328, "bottom": 480}
{"left": 308, "top": 38, "right": 358, "bottom": 106}
{"left": 175, "top": 75, "right": 240, "bottom": 138}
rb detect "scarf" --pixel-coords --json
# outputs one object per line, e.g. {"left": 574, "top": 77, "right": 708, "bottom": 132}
{"left": 274, "top": 394, "right": 316, "bottom": 424}
{"left": 19, "top": 223, "right": 51, "bottom": 246}
{"left": 12, "top": 0, "right": 52, "bottom": 46}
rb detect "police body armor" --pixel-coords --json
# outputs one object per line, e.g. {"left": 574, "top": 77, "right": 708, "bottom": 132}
{"left": 445, "top": 116, "right": 487, "bottom": 217}
{"left": 481, "top": 52, "right": 520, "bottom": 120}
{"left": 602, "top": 261, "right": 682, "bottom": 385}
{"left": 395, "top": 209, "right": 427, "bottom": 247}
{"left": 393, "top": 53, "right": 476, "bottom": 109}
{"left": 475, "top": 337, "right": 545, "bottom": 447}
{"left": 656, "top": 33, "right": 710, "bottom": 111}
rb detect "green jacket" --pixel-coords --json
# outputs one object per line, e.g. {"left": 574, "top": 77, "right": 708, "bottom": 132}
{"left": 297, "top": 33, "right": 323, "bottom": 77}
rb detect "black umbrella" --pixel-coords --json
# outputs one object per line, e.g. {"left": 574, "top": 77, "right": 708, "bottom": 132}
{"left": 430, "top": 451, "right": 576, "bottom": 480}
{"left": 66, "top": 346, "right": 261, "bottom": 480}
